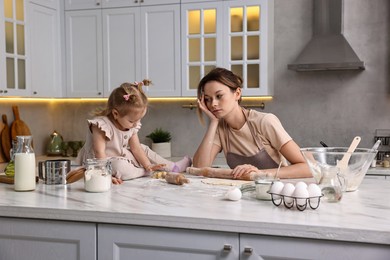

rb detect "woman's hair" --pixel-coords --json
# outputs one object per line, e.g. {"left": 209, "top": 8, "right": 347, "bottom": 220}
{"left": 95, "top": 80, "right": 151, "bottom": 117}
{"left": 196, "top": 67, "right": 243, "bottom": 124}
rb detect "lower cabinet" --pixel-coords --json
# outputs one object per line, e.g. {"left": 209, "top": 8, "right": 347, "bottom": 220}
{"left": 0, "top": 217, "right": 96, "bottom": 260}
{"left": 98, "top": 224, "right": 239, "bottom": 260}
{"left": 240, "top": 234, "right": 390, "bottom": 260}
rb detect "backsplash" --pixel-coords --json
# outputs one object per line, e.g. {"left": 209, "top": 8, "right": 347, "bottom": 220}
{"left": 0, "top": 0, "right": 389, "bottom": 157}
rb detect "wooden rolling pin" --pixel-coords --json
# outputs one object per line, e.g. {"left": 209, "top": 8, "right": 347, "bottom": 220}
{"left": 186, "top": 167, "right": 263, "bottom": 181}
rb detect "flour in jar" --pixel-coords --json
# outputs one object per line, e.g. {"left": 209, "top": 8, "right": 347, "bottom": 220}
{"left": 84, "top": 169, "right": 111, "bottom": 192}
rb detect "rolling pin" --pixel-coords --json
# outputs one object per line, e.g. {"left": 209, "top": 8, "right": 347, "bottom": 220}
{"left": 186, "top": 167, "right": 263, "bottom": 181}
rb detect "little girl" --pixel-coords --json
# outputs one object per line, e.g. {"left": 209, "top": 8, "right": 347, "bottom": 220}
{"left": 76, "top": 80, "right": 192, "bottom": 184}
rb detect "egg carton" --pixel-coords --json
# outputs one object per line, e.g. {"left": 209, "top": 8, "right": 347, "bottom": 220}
{"left": 267, "top": 192, "right": 323, "bottom": 211}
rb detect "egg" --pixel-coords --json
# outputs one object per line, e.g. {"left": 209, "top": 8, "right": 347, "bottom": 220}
{"left": 269, "top": 181, "right": 284, "bottom": 199}
{"left": 292, "top": 185, "right": 309, "bottom": 205}
{"left": 281, "top": 183, "right": 295, "bottom": 204}
{"left": 225, "top": 187, "right": 242, "bottom": 201}
{"left": 294, "top": 181, "right": 308, "bottom": 190}
{"left": 307, "top": 183, "right": 322, "bottom": 197}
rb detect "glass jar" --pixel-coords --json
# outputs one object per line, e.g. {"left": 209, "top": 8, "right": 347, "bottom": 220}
{"left": 14, "top": 136, "right": 36, "bottom": 191}
{"left": 84, "top": 158, "right": 112, "bottom": 192}
{"left": 319, "top": 166, "right": 345, "bottom": 202}
{"left": 383, "top": 154, "right": 390, "bottom": 168}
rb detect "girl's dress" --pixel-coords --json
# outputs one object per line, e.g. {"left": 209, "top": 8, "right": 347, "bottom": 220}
{"left": 214, "top": 109, "right": 292, "bottom": 169}
{"left": 76, "top": 116, "right": 176, "bottom": 180}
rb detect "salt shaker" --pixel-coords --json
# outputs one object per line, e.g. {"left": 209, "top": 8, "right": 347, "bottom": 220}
{"left": 14, "top": 136, "right": 36, "bottom": 191}
{"left": 84, "top": 158, "right": 112, "bottom": 192}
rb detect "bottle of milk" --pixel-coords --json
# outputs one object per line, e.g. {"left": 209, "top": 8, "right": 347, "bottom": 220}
{"left": 14, "top": 135, "right": 36, "bottom": 191}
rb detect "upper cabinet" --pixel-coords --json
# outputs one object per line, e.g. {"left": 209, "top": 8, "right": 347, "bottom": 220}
{"left": 0, "top": 0, "right": 62, "bottom": 97}
{"left": 65, "top": 2, "right": 181, "bottom": 97}
{"left": 64, "top": 0, "right": 180, "bottom": 10}
{"left": 181, "top": 0, "right": 274, "bottom": 96}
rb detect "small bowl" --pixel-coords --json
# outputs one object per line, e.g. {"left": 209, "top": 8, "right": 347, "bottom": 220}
{"left": 301, "top": 147, "right": 377, "bottom": 192}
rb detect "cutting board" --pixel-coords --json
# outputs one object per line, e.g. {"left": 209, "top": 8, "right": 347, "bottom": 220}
{"left": 0, "top": 121, "right": 6, "bottom": 163}
{"left": 1, "top": 115, "right": 11, "bottom": 161}
{"left": 11, "top": 105, "right": 32, "bottom": 141}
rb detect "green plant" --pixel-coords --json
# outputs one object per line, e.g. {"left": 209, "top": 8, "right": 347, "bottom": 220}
{"left": 147, "top": 128, "right": 172, "bottom": 143}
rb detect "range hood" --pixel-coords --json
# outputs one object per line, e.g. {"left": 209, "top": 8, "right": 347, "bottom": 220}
{"left": 288, "top": 0, "right": 365, "bottom": 71}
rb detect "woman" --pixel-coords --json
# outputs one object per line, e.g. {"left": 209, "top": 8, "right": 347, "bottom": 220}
{"left": 193, "top": 67, "right": 311, "bottom": 179}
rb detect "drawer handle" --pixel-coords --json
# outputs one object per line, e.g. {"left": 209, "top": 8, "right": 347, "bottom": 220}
{"left": 223, "top": 244, "right": 232, "bottom": 253}
{"left": 244, "top": 247, "right": 253, "bottom": 255}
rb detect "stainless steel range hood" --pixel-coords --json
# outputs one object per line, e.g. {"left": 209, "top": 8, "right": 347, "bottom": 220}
{"left": 288, "top": 0, "right": 365, "bottom": 71}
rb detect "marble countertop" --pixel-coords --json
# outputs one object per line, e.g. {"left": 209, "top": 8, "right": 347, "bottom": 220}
{"left": 0, "top": 174, "right": 389, "bottom": 246}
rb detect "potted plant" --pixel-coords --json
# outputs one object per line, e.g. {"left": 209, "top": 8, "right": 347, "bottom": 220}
{"left": 147, "top": 128, "right": 172, "bottom": 158}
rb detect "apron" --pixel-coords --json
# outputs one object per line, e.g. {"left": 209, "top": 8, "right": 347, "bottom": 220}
{"left": 225, "top": 109, "right": 279, "bottom": 170}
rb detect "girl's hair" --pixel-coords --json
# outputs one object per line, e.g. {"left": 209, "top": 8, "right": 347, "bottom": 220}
{"left": 196, "top": 67, "right": 243, "bottom": 124}
{"left": 95, "top": 80, "right": 151, "bottom": 117}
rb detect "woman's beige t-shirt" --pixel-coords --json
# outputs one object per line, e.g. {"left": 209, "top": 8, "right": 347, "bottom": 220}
{"left": 213, "top": 110, "right": 292, "bottom": 164}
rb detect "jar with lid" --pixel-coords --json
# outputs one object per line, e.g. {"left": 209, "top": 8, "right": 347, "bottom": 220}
{"left": 383, "top": 154, "right": 390, "bottom": 168}
{"left": 14, "top": 136, "right": 36, "bottom": 191}
{"left": 84, "top": 158, "right": 112, "bottom": 192}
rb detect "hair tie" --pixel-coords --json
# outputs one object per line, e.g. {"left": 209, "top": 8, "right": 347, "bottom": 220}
{"left": 123, "top": 94, "right": 130, "bottom": 101}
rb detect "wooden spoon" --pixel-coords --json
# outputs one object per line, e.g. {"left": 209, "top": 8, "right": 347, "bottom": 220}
{"left": 337, "top": 136, "right": 361, "bottom": 171}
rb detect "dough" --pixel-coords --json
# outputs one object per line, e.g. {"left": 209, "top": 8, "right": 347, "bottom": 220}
{"left": 201, "top": 178, "right": 252, "bottom": 186}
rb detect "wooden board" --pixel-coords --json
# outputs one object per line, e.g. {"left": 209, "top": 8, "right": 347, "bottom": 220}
{"left": 0, "top": 121, "right": 6, "bottom": 162}
{"left": 1, "top": 115, "right": 11, "bottom": 161}
{"left": 10, "top": 105, "right": 32, "bottom": 141}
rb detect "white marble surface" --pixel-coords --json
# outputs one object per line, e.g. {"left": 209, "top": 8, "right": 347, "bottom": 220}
{"left": 0, "top": 174, "right": 389, "bottom": 246}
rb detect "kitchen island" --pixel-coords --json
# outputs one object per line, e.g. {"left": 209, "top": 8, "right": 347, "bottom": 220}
{"left": 0, "top": 175, "right": 389, "bottom": 260}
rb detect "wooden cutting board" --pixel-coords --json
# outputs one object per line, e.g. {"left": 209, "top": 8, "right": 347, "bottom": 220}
{"left": 0, "top": 121, "right": 6, "bottom": 163}
{"left": 11, "top": 105, "right": 32, "bottom": 141}
{"left": 1, "top": 115, "right": 11, "bottom": 162}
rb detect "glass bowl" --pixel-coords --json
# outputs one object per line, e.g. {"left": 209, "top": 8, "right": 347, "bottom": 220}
{"left": 301, "top": 147, "right": 377, "bottom": 192}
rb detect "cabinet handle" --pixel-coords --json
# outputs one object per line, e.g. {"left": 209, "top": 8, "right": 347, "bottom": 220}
{"left": 33, "top": 91, "right": 37, "bottom": 95}
{"left": 3, "top": 90, "right": 7, "bottom": 94}
{"left": 98, "top": 92, "right": 102, "bottom": 95}
{"left": 140, "top": 0, "right": 144, "bottom": 2}
{"left": 243, "top": 247, "right": 253, "bottom": 255}
{"left": 0, "top": 90, "right": 3, "bottom": 93}
{"left": 134, "top": 0, "right": 138, "bottom": 3}
{"left": 96, "top": 1, "right": 100, "bottom": 5}
{"left": 223, "top": 244, "right": 232, "bottom": 253}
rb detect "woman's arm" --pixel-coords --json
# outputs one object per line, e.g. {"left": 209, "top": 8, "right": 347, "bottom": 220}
{"left": 193, "top": 95, "right": 221, "bottom": 167}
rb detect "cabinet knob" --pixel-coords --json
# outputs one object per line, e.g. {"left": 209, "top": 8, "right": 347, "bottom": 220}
{"left": 98, "top": 92, "right": 102, "bottom": 95}
{"left": 243, "top": 247, "right": 253, "bottom": 255}
{"left": 140, "top": 0, "right": 144, "bottom": 2}
{"left": 134, "top": 0, "right": 138, "bottom": 3}
{"left": 223, "top": 244, "right": 232, "bottom": 253}
{"left": 33, "top": 91, "right": 37, "bottom": 95}
{"left": 0, "top": 90, "right": 3, "bottom": 94}
{"left": 96, "top": 1, "right": 100, "bottom": 5}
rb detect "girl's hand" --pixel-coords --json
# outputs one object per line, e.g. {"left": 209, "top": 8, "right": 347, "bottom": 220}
{"left": 146, "top": 164, "right": 166, "bottom": 172}
{"left": 197, "top": 94, "right": 218, "bottom": 122}
{"left": 112, "top": 176, "right": 123, "bottom": 185}
{"left": 232, "top": 164, "right": 258, "bottom": 179}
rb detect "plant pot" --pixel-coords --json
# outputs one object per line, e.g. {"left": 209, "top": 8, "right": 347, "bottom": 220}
{"left": 151, "top": 142, "right": 171, "bottom": 158}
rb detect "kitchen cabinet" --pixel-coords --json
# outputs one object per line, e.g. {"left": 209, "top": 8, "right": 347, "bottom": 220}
{"left": 65, "top": 4, "right": 180, "bottom": 97}
{"left": 98, "top": 224, "right": 239, "bottom": 260}
{"left": 240, "top": 234, "right": 390, "bottom": 260}
{"left": 0, "top": 217, "right": 96, "bottom": 260}
{"left": 181, "top": 0, "right": 273, "bottom": 96}
{"left": 64, "top": 0, "right": 180, "bottom": 10}
{"left": 28, "top": 1, "right": 62, "bottom": 97}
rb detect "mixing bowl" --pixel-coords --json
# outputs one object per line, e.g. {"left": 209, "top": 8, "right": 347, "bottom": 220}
{"left": 301, "top": 147, "right": 377, "bottom": 192}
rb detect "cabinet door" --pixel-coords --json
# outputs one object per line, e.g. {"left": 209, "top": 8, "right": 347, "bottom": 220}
{"left": 28, "top": 3, "right": 62, "bottom": 97}
{"left": 0, "top": 217, "right": 96, "bottom": 260}
{"left": 181, "top": 2, "right": 223, "bottom": 97}
{"left": 65, "top": 10, "right": 104, "bottom": 97}
{"left": 223, "top": 0, "right": 273, "bottom": 96}
{"left": 98, "top": 224, "right": 239, "bottom": 260}
{"left": 102, "top": 7, "right": 140, "bottom": 96}
{"left": 141, "top": 4, "right": 181, "bottom": 97}
{"left": 240, "top": 234, "right": 390, "bottom": 260}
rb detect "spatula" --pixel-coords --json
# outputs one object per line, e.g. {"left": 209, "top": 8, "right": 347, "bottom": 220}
{"left": 337, "top": 136, "right": 361, "bottom": 171}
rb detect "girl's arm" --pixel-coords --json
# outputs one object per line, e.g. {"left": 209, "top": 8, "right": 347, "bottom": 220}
{"left": 193, "top": 95, "right": 221, "bottom": 167}
{"left": 128, "top": 134, "right": 153, "bottom": 171}
{"left": 91, "top": 124, "right": 107, "bottom": 158}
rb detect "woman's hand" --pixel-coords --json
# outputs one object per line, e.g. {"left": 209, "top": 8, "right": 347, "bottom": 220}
{"left": 232, "top": 164, "right": 259, "bottom": 179}
{"left": 197, "top": 94, "right": 218, "bottom": 122}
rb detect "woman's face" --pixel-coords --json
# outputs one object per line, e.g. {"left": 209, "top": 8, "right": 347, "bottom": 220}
{"left": 112, "top": 107, "right": 147, "bottom": 131}
{"left": 203, "top": 81, "right": 241, "bottom": 118}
